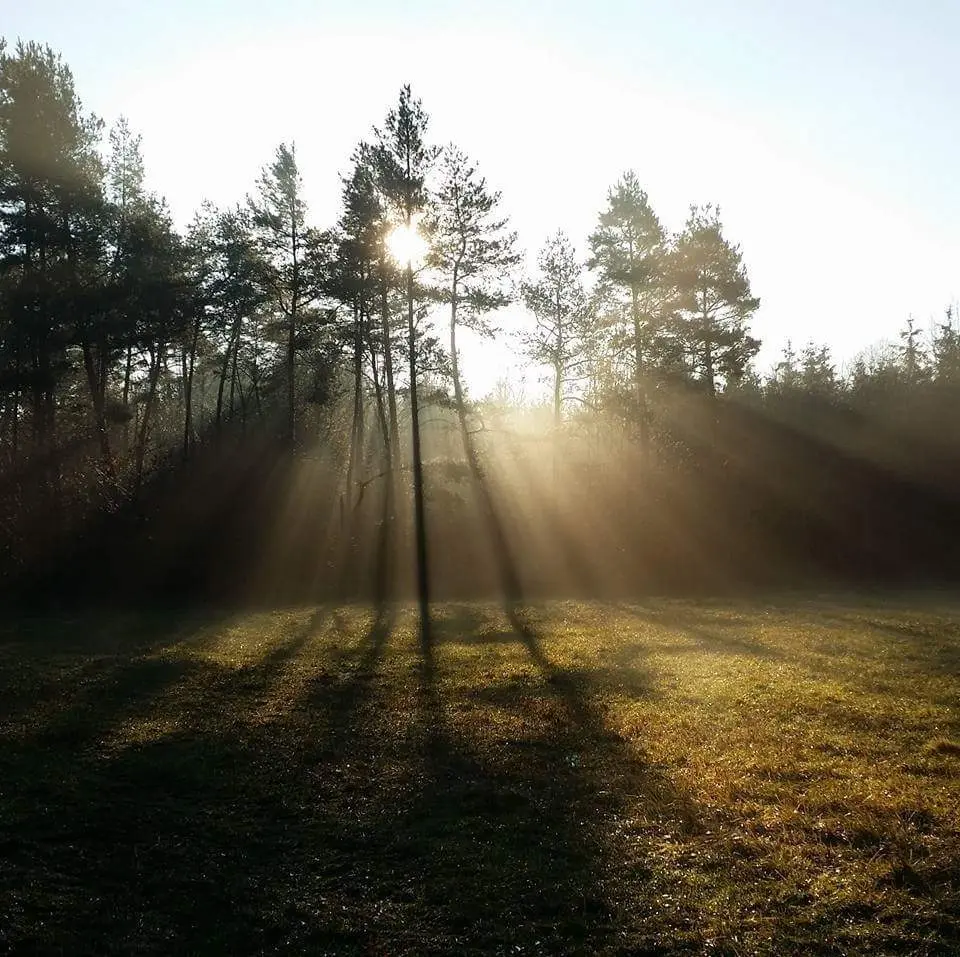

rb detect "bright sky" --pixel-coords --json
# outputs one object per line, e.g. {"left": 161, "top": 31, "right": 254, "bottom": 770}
{"left": 6, "top": 0, "right": 959, "bottom": 395}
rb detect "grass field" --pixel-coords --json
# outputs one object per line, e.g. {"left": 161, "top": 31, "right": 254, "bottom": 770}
{"left": 1, "top": 596, "right": 958, "bottom": 955}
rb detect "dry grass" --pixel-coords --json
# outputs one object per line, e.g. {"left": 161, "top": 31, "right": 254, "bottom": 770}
{"left": 0, "top": 595, "right": 958, "bottom": 954}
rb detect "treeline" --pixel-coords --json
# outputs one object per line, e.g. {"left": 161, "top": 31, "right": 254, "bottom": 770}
{"left": 2, "top": 38, "right": 959, "bottom": 604}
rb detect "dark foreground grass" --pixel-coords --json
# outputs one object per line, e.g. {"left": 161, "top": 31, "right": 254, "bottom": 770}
{"left": 0, "top": 596, "right": 958, "bottom": 955}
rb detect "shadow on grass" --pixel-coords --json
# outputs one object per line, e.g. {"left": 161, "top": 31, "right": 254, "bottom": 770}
{"left": 820, "top": 608, "right": 960, "bottom": 676}
{"left": 2, "top": 598, "right": 959, "bottom": 953}
{"left": 0, "top": 598, "right": 708, "bottom": 955}
{"left": 415, "top": 604, "right": 702, "bottom": 950}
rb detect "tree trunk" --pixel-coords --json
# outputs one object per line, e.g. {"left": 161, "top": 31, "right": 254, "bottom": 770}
{"left": 368, "top": 336, "right": 390, "bottom": 459}
{"left": 407, "top": 261, "right": 429, "bottom": 633}
{"left": 288, "top": 214, "right": 299, "bottom": 445}
{"left": 346, "top": 301, "right": 365, "bottom": 499}
{"left": 215, "top": 317, "right": 242, "bottom": 431}
{"left": 553, "top": 288, "right": 564, "bottom": 429}
{"left": 182, "top": 313, "right": 201, "bottom": 460}
{"left": 701, "top": 287, "right": 716, "bottom": 396}
{"left": 80, "top": 336, "right": 114, "bottom": 473}
{"left": 631, "top": 285, "right": 650, "bottom": 473}
{"left": 449, "top": 270, "right": 522, "bottom": 602}
{"left": 122, "top": 344, "right": 134, "bottom": 452}
{"left": 134, "top": 341, "right": 165, "bottom": 494}
{"left": 379, "top": 260, "right": 400, "bottom": 462}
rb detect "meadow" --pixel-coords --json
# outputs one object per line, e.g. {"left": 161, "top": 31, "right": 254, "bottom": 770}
{"left": 1, "top": 596, "right": 958, "bottom": 955}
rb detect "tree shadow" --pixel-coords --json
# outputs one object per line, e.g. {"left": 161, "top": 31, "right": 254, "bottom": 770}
{"left": 411, "top": 603, "right": 702, "bottom": 950}
{"left": 613, "top": 601, "right": 786, "bottom": 661}
{"left": 819, "top": 607, "right": 960, "bottom": 678}
{"left": 0, "top": 608, "right": 234, "bottom": 745}
{"left": 0, "top": 600, "right": 709, "bottom": 954}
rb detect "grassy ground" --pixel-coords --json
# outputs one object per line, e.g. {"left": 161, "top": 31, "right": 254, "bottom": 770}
{"left": 0, "top": 596, "right": 958, "bottom": 955}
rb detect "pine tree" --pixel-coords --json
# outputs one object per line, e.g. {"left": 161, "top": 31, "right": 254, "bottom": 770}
{"left": 932, "top": 305, "right": 960, "bottom": 383}
{"left": 427, "top": 144, "right": 518, "bottom": 446}
{"left": 373, "top": 85, "right": 437, "bottom": 628}
{"left": 587, "top": 171, "right": 667, "bottom": 464}
{"left": 0, "top": 40, "right": 104, "bottom": 458}
{"left": 248, "top": 143, "right": 308, "bottom": 444}
{"left": 522, "top": 232, "right": 591, "bottom": 428}
{"left": 898, "top": 315, "right": 927, "bottom": 385}
{"left": 670, "top": 204, "right": 760, "bottom": 395}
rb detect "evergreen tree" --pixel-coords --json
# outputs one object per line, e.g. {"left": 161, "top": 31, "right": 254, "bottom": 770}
{"left": 898, "top": 315, "right": 927, "bottom": 385}
{"left": 587, "top": 171, "right": 666, "bottom": 463}
{"left": 248, "top": 143, "right": 309, "bottom": 444}
{"left": 522, "top": 231, "right": 591, "bottom": 428}
{"left": 0, "top": 40, "right": 104, "bottom": 456}
{"left": 426, "top": 144, "right": 518, "bottom": 446}
{"left": 373, "top": 85, "right": 436, "bottom": 626}
{"left": 336, "top": 146, "right": 401, "bottom": 462}
{"left": 772, "top": 340, "right": 800, "bottom": 392}
{"left": 670, "top": 204, "right": 760, "bottom": 394}
{"left": 932, "top": 305, "right": 960, "bottom": 383}
{"left": 800, "top": 341, "right": 838, "bottom": 395}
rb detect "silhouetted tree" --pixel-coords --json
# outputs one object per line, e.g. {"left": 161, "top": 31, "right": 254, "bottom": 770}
{"left": 373, "top": 85, "right": 436, "bottom": 623}
{"left": 0, "top": 40, "right": 103, "bottom": 465}
{"left": 932, "top": 305, "right": 960, "bottom": 383}
{"left": 799, "top": 342, "right": 838, "bottom": 395}
{"left": 248, "top": 143, "right": 308, "bottom": 444}
{"left": 898, "top": 315, "right": 927, "bottom": 386}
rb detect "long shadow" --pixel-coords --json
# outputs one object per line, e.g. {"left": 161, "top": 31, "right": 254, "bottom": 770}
{"left": 303, "top": 465, "right": 400, "bottom": 746}
{"left": 0, "top": 601, "right": 407, "bottom": 953}
{"left": 303, "top": 603, "right": 397, "bottom": 744}
{"left": 4, "top": 599, "right": 957, "bottom": 953}
{"left": 502, "top": 604, "right": 698, "bottom": 827}
{"left": 614, "top": 601, "right": 786, "bottom": 661}
{"left": 407, "top": 607, "right": 616, "bottom": 951}
{"left": 416, "top": 603, "right": 703, "bottom": 950}
{"left": 821, "top": 607, "right": 960, "bottom": 677}
{"left": 0, "top": 608, "right": 233, "bottom": 746}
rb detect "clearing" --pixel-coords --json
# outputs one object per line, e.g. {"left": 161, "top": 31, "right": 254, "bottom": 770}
{"left": 1, "top": 596, "right": 958, "bottom": 954}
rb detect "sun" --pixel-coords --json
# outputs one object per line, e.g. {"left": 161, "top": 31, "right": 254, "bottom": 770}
{"left": 386, "top": 220, "right": 428, "bottom": 267}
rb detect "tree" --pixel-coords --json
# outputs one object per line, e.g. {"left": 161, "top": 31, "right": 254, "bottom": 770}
{"left": 249, "top": 143, "right": 308, "bottom": 444}
{"left": 771, "top": 340, "right": 800, "bottom": 393}
{"left": 373, "top": 85, "right": 436, "bottom": 628}
{"left": 104, "top": 116, "right": 149, "bottom": 453}
{"left": 799, "top": 341, "right": 838, "bottom": 395}
{"left": 932, "top": 305, "right": 960, "bottom": 383}
{"left": 587, "top": 171, "right": 667, "bottom": 466}
{"left": 522, "top": 231, "right": 591, "bottom": 428}
{"left": 0, "top": 40, "right": 104, "bottom": 462}
{"left": 426, "top": 144, "right": 521, "bottom": 601}
{"left": 333, "top": 147, "right": 401, "bottom": 467}
{"left": 202, "top": 206, "right": 270, "bottom": 434}
{"left": 898, "top": 315, "right": 927, "bottom": 385}
{"left": 671, "top": 204, "right": 760, "bottom": 395}
{"left": 427, "top": 144, "right": 518, "bottom": 450}
{"left": 124, "top": 198, "right": 193, "bottom": 491}
{"left": 770, "top": 340, "right": 838, "bottom": 397}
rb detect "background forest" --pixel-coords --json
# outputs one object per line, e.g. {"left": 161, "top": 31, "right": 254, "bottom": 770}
{"left": 3, "top": 39, "right": 959, "bottom": 606}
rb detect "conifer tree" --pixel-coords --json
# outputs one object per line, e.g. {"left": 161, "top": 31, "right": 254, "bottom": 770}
{"left": 671, "top": 204, "right": 760, "bottom": 395}
{"left": 588, "top": 171, "right": 666, "bottom": 465}
{"left": 522, "top": 232, "right": 591, "bottom": 428}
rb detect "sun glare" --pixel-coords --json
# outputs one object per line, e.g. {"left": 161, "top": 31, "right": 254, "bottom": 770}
{"left": 386, "top": 221, "right": 428, "bottom": 267}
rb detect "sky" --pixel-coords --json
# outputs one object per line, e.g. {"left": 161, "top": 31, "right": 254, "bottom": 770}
{"left": 4, "top": 0, "right": 959, "bottom": 395}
